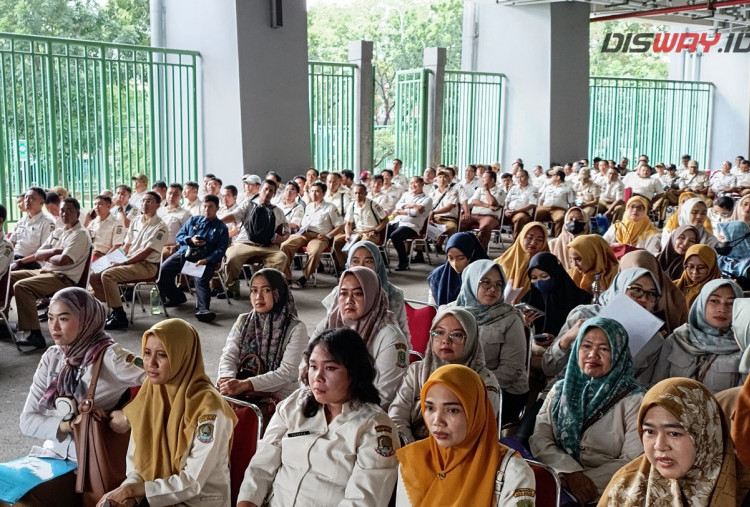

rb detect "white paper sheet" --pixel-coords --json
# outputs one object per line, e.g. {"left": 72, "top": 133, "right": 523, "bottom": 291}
{"left": 181, "top": 260, "right": 206, "bottom": 277}
{"left": 341, "top": 234, "right": 360, "bottom": 253}
{"left": 503, "top": 278, "right": 524, "bottom": 305}
{"left": 90, "top": 248, "right": 128, "bottom": 274}
{"left": 598, "top": 293, "right": 664, "bottom": 357}
{"left": 426, "top": 223, "right": 447, "bottom": 242}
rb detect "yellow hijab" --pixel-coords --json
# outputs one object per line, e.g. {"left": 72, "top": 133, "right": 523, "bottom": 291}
{"left": 396, "top": 365, "right": 510, "bottom": 506}
{"left": 674, "top": 244, "right": 720, "bottom": 309}
{"left": 665, "top": 192, "right": 712, "bottom": 233}
{"left": 123, "top": 319, "right": 237, "bottom": 481}
{"left": 494, "top": 221, "right": 549, "bottom": 299}
{"left": 613, "top": 196, "right": 660, "bottom": 246}
{"left": 566, "top": 234, "right": 620, "bottom": 293}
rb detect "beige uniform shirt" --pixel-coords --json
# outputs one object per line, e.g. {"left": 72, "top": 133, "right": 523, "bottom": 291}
{"left": 299, "top": 201, "right": 344, "bottom": 235}
{"left": 324, "top": 189, "right": 351, "bottom": 217}
{"left": 10, "top": 212, "right": 56, "bottom": 257}
{"left": 345, "top": 198, "right": 388, "bottom": 233}
{"left": 429, "top": 186, "right": 460, "bottom": 219}
{"left": 87, "top": 213, "right": 126, "bottom": 254}
{"left": 238, "top": 389, "right": 400, "bottom": 507}
{"left": 158, "top": 205, "right": 192, "bottom": 244}
{"left": 469, "top": 187, "right": 506, "bottom": 218}
{"left": 183, "top": 198, "right": 202, "bottom": 216}
{"left": 370, "top": 188, "right": 402, "bottom": 215}
{"left": 125, "top": 214, "right": 168, "bottom": 264}
{"left": 41, "top": 222, "right": 92, "bottom": 283}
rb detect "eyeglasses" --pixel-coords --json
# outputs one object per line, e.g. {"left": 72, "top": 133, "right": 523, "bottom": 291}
{"left": 478, "top": 280, "right": 504, "bottom": 291}
{"left": 684, "top": 263, "right": 708, "bottom": 274}
{"left": 626, "top": 285, "right": 659, "bottom": 302}
{"left": 429, "top": 329, "right": 467, "bottom": 344}
{"left": 628, "top": 205, "right": 645, "bottom": 211}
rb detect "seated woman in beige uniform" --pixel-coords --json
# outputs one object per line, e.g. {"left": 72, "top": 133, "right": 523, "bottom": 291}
{"left": 395, "top": 365, "right": 536, "bottom": 506}
{"left": 388, "top": 307, "right": 500, "bottom": 444}
{"left": 6, "top": 287, "right": 144, "bottom": 507}
{"left": 98, "top": 319, "right": 237, "bottom": 507}
{"left": 238, "top": 328, "right": 400, "bottom": 507}
{"left": 531, "top": 317, "right": 644, "bottom": 505}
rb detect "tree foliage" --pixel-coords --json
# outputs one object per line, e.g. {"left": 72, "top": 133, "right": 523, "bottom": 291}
{"left": 0, "top": 0, "right": 150, "bottom": 45}
{"left": 589, "top": 20, "right": 669, "bottom": 79}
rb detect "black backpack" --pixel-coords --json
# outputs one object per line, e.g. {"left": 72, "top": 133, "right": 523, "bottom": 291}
{"left": 245, "top": 204, "right": 276, "bottom": 246}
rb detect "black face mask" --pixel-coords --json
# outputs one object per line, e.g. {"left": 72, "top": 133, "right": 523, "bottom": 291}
{"left": 565, "top": 220, "right": 587, "bottom": 235}
{"left": 715, "top": 231, "right": 750, "bottom": 256}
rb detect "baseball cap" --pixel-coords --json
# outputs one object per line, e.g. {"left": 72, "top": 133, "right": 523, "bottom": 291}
{"left": 131, "top": 173, "right": 148, "bottom": 183}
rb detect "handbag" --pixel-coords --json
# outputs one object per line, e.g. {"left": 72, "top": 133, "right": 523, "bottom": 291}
{"left": 73, "top": 351, "right": 132, "bottom": 507}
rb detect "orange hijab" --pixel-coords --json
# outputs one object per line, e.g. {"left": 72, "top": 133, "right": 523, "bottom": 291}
{"left": 494, "top": 221, "right": 549, "bottom": 300}
{"left": 674, "top": 244, "right": 720, "bottom": 309}
{"left": 396, "top": 365, "right": 509, "bottom": 506}
{"left": 613, "top": 196, "right": 660, "bottom": 246}
{"left": 566, "top": 234, "right": 619, "bottom": 293}
{"left": 123, "top": 319, "right": 237, "bottom": 481}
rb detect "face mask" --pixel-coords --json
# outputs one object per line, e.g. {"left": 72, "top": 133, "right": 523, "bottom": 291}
{"left": 532, "top": 278, "right": 556, "bottom": 293}
{"left": 565, "top": 220, "right": 587, "bottom": 235}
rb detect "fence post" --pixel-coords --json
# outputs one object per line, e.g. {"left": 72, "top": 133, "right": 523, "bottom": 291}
{"left": 348, "top": 41, "right": 373, "bottom": 176}
{"left": 424, "top": 47, "right": 446, "bottom": 169}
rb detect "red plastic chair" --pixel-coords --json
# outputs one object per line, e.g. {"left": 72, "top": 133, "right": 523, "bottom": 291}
{"left": 525, "top": 459, "right": 562, "bottom": 507}
{"left": 223, "top": 396, "right": 263, "bottom": 507}
{"left": 404, "top": 299, "right": 437, "bottom": 355}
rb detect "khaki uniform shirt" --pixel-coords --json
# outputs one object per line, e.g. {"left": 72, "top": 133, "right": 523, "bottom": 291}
{"left": 125, "top": 214, "right": 168, "bottom": 264}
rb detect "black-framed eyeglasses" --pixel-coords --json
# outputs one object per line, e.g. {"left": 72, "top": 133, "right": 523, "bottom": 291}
{"left": 626, "top": 285, "right": 659, "bottom": 302}
{"left": 429, "top": 329, "right": 467, "bottom": 344}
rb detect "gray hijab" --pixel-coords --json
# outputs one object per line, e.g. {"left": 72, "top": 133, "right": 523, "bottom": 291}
{"left": 420, "top": 307, "right": 485, "bottom": 384}
{"left": 683, "top": 278, "right": 744, "bottom": 355}
{"left": 599, "top": 267, "right": 661, "bottom": 306}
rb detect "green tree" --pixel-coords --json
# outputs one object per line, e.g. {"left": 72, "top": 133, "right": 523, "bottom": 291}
{"left": 589, "top": 20, "right": 669, "bottom": 79}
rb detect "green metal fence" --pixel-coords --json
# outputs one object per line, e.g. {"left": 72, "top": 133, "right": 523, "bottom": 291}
{"left": 394, "top": 69, "right": 429, "bottom": 177}
{"left": 0, "top": 32, "right": 200, "bottom": 223}
{"left": 589, "top": 77, "right": 713, "bottom": 169}
{"left": 442, "top": 70, "right": 505, "bottom": 168}
{"left": 308, "top": 62, "right": 355, "bottom": 172}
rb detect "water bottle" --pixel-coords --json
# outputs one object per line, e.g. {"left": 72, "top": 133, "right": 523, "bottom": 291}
{"left": 591, "top": 273, "right": 601, "bottom": 305}
{"left": 150, "top": 287, "right": 162, "bottom": 315}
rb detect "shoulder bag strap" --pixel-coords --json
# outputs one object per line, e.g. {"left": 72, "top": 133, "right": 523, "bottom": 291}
{"left": 580, "top": 386, "right": 637, "bottom": 435}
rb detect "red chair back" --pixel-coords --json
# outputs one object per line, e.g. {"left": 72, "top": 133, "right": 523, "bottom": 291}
{"left": 624, "top": 187, "right": 632, "bottom": 202}
{"left": 526, "top": 459, "right": 561, "bottom": 507}
{"left": 404, "top": 299, "right": 437, "bottom": 354}
{"left": 223, "top": 397, "right": 263, "bottom": 506}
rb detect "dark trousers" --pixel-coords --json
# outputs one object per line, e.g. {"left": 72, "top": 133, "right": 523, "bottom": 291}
{"left": 158, "top": 252, "right": 216, "bottom": 312}
{"left": 387, "top": 223, "right": 418, "bottom": 267}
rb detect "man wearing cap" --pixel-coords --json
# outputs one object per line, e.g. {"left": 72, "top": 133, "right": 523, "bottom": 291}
{"left": 241, "top": 175, "right": 262, "bottom": 203}
{"left": 10, "top": 187, "right": 56, "bottom": 270}
{"left": 679, "top": 160, "right": 709, "bottom": 196}
{"left": 572, "top": 168, "right": 600, "bottom": 219}
{"left": 504, "top": 169, "right": 540, "bottom": 238}
{"left": 90, "top": 191, "right": 168, "bottom": 330}
{"left": 221, "top": 179, "right": 290, "bottom": 288}
{"left": 130, "top": 173, "right": 149, "bottom": 210}
{"left": 359, "top": 171, "right": 371, "bottom": 187}
{"left": 536, "top": 168, "right": 575, "bottom": 237}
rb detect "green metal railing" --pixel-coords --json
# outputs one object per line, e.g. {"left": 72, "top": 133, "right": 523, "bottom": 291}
{"left": 0, "top": 32, "right": 200, "bottom": 223}
{"left": 394, "top": 69, "right": 429, "bottom": 177}
{"left": 442, "top": 70, "right": 505, "bottom": 168}
{"left": 308, "top": 62, "right": 355, "bottom": 172}
{"left": 589, "top": 77, "right": 713, "bottom": 169}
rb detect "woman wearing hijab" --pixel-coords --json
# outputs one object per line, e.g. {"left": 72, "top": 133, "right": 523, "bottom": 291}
{"left": 602, "top": 195, "right": 661, "bottom": 254}
{"left": 494, "top": 221, "right": 549, "bottom": 303}
{"left": 388, "top": 308, "right": 500, "bottom": 444}
{"left": 663, "top": 191, "right": 708, "bottom": 232}
{"left": 660, "top": 196, "right": 717, "bottom": 248}
{"left": 732, "top": 300, "right": 750, "bottom": 469}
{"left": 98, "top": 319, "right": 237, "bottom": 507}
{"left": 549, "top": 206, "right": 590, "bottom": 270}
{"left": 619, "top": 250, "right": 688, "bottom": 335}
{"left": 314, "top": 266, "right": 408, "bottom": 410}
{"left": 543, "top": 267, "right": 664, "bottom": 387}
{"left": 12, "top": 288, "right": 144, "bottom": 507}
{"left": 426, "top": 232, "right": 488, "bottom": 306}
{"left": 531, "top": 317, "right": 644, "bottom": 506}
{"left": 395, "top": 365, "right": 536, "bottom": 506}
{"left": 674, "top": 244, "right": 721, "bottom": 309}
{"left": 600, "top": 378, "right": 744, "bottom": 507}
{"left": 717, "top": 221, "right": 750, "bottom": 284}
{"left": 238, "top": 328, "right": 400, "bottom": 507}
{"left": 651, "top": 279, "right": 745, "bottom": 393}
{"left": 566, "top": 234, "right": 620, "bottom": 295}
{"left": 216, "top": 269, "right": 307, "bottom": 400}
{"left": 451, "top": 259, "right": 528, "bottom": 423}
{"left": 321, "top": 240, "right": 410, "bottom": 340}
{"left": 523, "top": 252, "right": 591, "bottom": 339}
{"left": 657, "top": 224, "right": 699, "bottom": 280}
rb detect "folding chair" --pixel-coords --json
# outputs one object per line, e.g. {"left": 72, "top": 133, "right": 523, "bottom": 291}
{"left": 294, "top": 245, "right": 338, "bottom": 287}
{"left": 407, "top": 219, "right": 432, "bottom": 268}
{"left": 76, "top": 246, "right": 95, "bottom": 289}
{"left": 525, "top": 459, "right": 562, "bottom": 507}
{"left": 0, "top": 266, "right": 18, "bottom": 349}
{"left": 223, "top": 396, "right": 264, "bottom": 507}
{"left": 403, "top": 299, "right": 437, "bottom": 355}
{"left": 120, "top": 258, "right": 169, "bottom": 324}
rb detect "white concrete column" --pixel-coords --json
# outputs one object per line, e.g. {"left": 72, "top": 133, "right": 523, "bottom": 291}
{"left": 424, "top": 47, "right": 447, "bottom": 168}
{"left": 349, "top": 40, "right": 374, "bottom": 175}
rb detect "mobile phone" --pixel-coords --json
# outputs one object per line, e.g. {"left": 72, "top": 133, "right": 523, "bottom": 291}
{"left": 514, "top": 303, "right": 545, "bottom": 316}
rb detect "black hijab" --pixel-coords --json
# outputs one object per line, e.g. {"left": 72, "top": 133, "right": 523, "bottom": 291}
{"left": 522, "top": 252, "right": 591, "bottom": 336}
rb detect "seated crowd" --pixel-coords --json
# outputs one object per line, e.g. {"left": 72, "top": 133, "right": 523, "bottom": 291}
{"left": 5, "top": 154, "right": 750, "bottom": 507}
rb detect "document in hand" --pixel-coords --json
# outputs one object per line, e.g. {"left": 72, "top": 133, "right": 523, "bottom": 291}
{"left": 90, "top": 248, "right": 129, "bottom": 274}
{"left": 598, "top": 293, "right": 664, "bottom": 357}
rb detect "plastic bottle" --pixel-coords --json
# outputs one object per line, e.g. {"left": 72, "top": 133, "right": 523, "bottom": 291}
{"left": 591, "top": 273, "right": 601, "bottom": 305}
{"left": 150, "top": 287, "right": 162, "bottom": 315}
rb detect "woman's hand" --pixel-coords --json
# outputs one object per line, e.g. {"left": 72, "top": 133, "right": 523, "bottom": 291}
{"left": 109, "top": 410, "right": 131, "bottom": 434}
{"left": 522, "top": 309, "right": 543, "bottom": 326}
{"left": 96, "top": 484, "right": 141, "bottom": 507}
{"left": 560, "top": 471, "right": 598, "bottom": 505}
{"left": 219, "top": 378, "right": 253, "bottom": 396}
{"left": 559, "top": 319, "right": 585, "bottom": 351}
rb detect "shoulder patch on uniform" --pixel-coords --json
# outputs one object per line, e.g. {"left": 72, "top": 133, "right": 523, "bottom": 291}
{"left": 375, "top": 425, "right": 392, "bottom": 434}
{"left": 197, "top": 414, "right": 217, "bottom": 444}
{"left": 486, "top": 385, "right": 499, "bottom": 394}
{"left": 395, "top": 342, "right": 407, "bottom": 369}
{"left": 375, "top": 434, "right": 395, "bottom": 457}
{"left": 126, "top": 354, "right": 144, "bottom": 368}
{"left": 156, "top": 232, "right": 163, "bottom": 240}
{"left": 513, "top": 489, "right": 535, "bottom": 498}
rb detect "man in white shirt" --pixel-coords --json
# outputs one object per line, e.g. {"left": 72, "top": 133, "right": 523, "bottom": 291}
{"left": 598, "top": 168, "right": 626, "bottom": 222}
{"left": 573, "top": 168, "right": 600, "bottom": 219}
{"left": 10, "top": 187, "right": 56, "bottom": 270}
{"left": 87, "top": 194, "right": 126, "bottom": 259}
{"left": 391, "top": 158, "right": 408, "bottom": 189}
{"left": 530, "top": 165, "right": 546, "bottom": 190}
{"left": 428, "top": 169, "right": 460, "bottom": 252}
{"left": 182, "top": 181, "right": 202, "bottom": 216}
{"left": 333, "top": 183, "right": 388, "bottom": 266}
{"left": 129, "top": 173, "right": 149, "bottom": 210}
{"left": 652, "top": 164, "right": 682, "bottom": 225}
{"left": 111, "top": 184, "right": 139, "bottom": 228}
{"left": 281, "top": 181, "right": 344, "bottom": 288}
{"left": 504, "top": 169, "right": 539, "bottom": 238}
{"left": 276, "top": 181, "right": 305, "bottom": 232}
{"left": 325, "top": 172, "right": 351, "bottom": 217}
{"left": 592, "top": 159, "right": 610, "bottom": 187}
{"left": 708, "top": 161, "right": 738, "bottom": 199}
{"left": 158, "top": 183, "right": 192, "bottom": 256}
{"left": 736, "top": 159, "right": 750, "bottom": 194}
{"left": 679, "top": 160, "right": 709, "bottom": 197}
{"left": 536, "top": 168, "right": 574, "bottom": 237}
{"left": 628, "top": 164, "right": 664, "bottom": 203}
{"left": 460, "top": 170, "right": 505, "bottom": 250}
{"left": 387, "top": 176, "right": 433, "bottom": 271}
